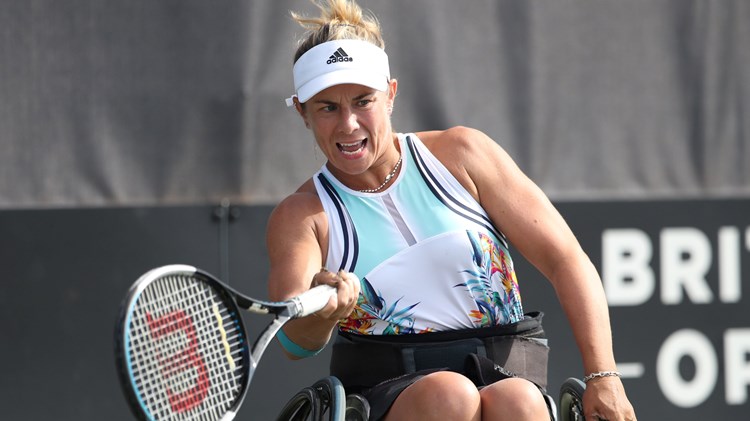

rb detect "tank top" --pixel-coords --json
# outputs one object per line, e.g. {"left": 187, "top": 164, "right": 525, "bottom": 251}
{"left": 313, "top": 133, "right": 523, "bottom": 335}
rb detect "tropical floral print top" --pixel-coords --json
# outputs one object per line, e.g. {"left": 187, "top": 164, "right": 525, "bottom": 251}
{"left": 313, "top": 133, "right": 524, "bottom": 335}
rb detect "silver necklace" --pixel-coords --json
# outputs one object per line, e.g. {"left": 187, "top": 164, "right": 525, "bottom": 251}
{"left": 358, "top": 155, "right": 402, "bottom": 193}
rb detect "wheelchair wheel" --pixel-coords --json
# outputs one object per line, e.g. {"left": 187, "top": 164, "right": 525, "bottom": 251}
{"left": 558, "top": 377, "right": 586, "bottom": 421}
{"left": 276, "top": 376, "right": 347, "bottom": 421}
{"left": 276, "top": 386, "right": 319, "bottom": 421}
{"left": 344, "top": 393, "right": 370, "bottom": 421}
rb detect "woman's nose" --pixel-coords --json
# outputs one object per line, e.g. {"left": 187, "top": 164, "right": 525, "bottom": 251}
{"left": 337, "top": 108, "right": 359, "bottom": 133}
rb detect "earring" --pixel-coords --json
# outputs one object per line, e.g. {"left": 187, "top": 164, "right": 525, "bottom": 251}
{"left": 313, "top": 143, "right": 321, "bottom": 161}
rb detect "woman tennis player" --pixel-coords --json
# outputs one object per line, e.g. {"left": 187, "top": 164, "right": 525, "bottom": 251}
{"left": 266, "top": 1, "right": 636, "bottom": 420}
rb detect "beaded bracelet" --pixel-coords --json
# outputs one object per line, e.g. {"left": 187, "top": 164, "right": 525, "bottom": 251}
{"left": 583, "top": 370, "right": 621, "bottom": 383}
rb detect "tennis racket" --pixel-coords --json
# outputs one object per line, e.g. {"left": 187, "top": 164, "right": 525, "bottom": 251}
{"left": 114, "top": 264, "right": 336, "bottom": 421}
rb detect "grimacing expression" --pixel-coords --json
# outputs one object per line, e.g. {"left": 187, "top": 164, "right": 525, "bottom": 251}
{"left": 298, "top": 81, "right": 397, "bottom": 178}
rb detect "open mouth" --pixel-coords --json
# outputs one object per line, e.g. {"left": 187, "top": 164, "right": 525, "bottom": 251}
{"left": 336, "top": 138, "right": 367, "bottom": 156}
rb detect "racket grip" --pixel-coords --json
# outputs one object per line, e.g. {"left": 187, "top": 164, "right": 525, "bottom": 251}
{"left": 293, "top": 285, "right": 337, "bottom": 317}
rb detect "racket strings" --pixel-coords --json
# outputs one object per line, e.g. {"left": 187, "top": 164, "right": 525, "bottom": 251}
{"left": 127, "top": 274, "right": 247, "bottom": 420}
{"left": 143, "top": 276, "right": 245, "bottom": 421}
{"left": 131, "top": 277, "right": 209, "bottom": 420}
{"left": 152, "top": 278, "right": 227, "bottom": 420}
{"left": 163, "top": 276, "right": 246, "bottom": 420}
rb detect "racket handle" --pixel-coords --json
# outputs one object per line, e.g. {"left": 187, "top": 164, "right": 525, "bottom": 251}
{"left": 293, "top": 285, "right": 337, "bottom": 317}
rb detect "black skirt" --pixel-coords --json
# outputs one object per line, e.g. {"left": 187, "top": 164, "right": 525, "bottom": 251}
{"left": 331, "top": 312, "right": 551, "bottom": 420}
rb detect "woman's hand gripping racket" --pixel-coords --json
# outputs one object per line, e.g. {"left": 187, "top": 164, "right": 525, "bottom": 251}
{"left": 114, "top": 264, "right": 336, "bottom": 421}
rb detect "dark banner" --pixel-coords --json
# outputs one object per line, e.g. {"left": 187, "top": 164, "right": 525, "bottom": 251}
{"left": 0, "top": 198, "right": 747, "bottom": 419}
{"left": 552, "top": 199, "right": 750, "bottom": 418}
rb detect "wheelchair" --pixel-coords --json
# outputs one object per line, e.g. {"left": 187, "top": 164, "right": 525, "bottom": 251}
{"left": 276, "top": 375, "right": 586, "bottom": 421}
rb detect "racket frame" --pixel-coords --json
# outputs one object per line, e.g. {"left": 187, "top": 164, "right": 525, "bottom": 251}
{"left": 114, "top": 264, "right": 334, "bottom": 421}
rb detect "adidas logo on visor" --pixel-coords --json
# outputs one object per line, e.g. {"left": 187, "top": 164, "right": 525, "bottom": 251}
{"left": 326, "top": 47, "right": 353, "bottom": 64}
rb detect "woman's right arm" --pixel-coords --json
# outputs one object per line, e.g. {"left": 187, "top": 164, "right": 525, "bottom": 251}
{"left": 266, "top": 189, "right": 360, "bottom": 359}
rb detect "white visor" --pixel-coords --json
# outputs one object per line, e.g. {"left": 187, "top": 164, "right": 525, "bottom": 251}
{"left": 285, "top": 39, "right": 390, "bottom": 107}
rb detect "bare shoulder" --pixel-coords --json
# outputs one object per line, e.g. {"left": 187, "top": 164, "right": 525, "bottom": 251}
{"left": 266, "top": 178, "right": 328, "bottom": 258}
{"left": 415, "top": 126, "right": 504, "bottom": 166}
{"left": 414, "top": 126, "right": 506, "bottom": 198}
{"left": 267, "top": 178, "right": 324, "bottom": 237}
{"left": 416, "top": 125, "right": 488, "bottom": 148}
{"left": 266, "top": 178, "right": 329, "bottom": 299}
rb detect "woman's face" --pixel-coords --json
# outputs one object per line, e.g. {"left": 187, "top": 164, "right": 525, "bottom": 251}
{"left": 296, "top": 80, "right": 398, "bottom": 182}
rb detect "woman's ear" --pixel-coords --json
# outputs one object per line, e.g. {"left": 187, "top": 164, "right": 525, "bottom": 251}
{"left": 294, "top": 100, "right": 310, "bottom": 129}
{"left": 389, "top": 78, "right": 399, "bottom": 99}
{"left": 387, "top": 79, "right": 398, "bottom": 114}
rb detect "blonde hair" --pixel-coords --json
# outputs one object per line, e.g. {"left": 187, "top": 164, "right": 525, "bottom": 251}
{"left": 291, "top": 0, "right": 385, "bottom": 63}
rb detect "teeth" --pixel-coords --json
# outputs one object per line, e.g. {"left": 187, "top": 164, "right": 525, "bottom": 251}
{"left": 337, "top": 139, "right": 367, "bottom": 155}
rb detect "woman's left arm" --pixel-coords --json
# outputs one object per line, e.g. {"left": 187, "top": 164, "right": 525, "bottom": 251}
{"left": 431, "top": 127, "right": 636, "bottom": 421}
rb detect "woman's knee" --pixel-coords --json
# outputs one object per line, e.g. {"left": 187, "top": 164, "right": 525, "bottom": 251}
{"left": 386, "top": 371, "right": 480, "bottom": 420}
{"left": 479, "top": 378, "right": 549, "bottom": 420}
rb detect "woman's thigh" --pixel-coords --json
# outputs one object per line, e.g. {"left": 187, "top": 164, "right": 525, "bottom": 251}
{"left": 384, "top": 371, "right": 481, "bottom": 421}
{"left": 479, "top": 377, "right": 551, "bottom": 421}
